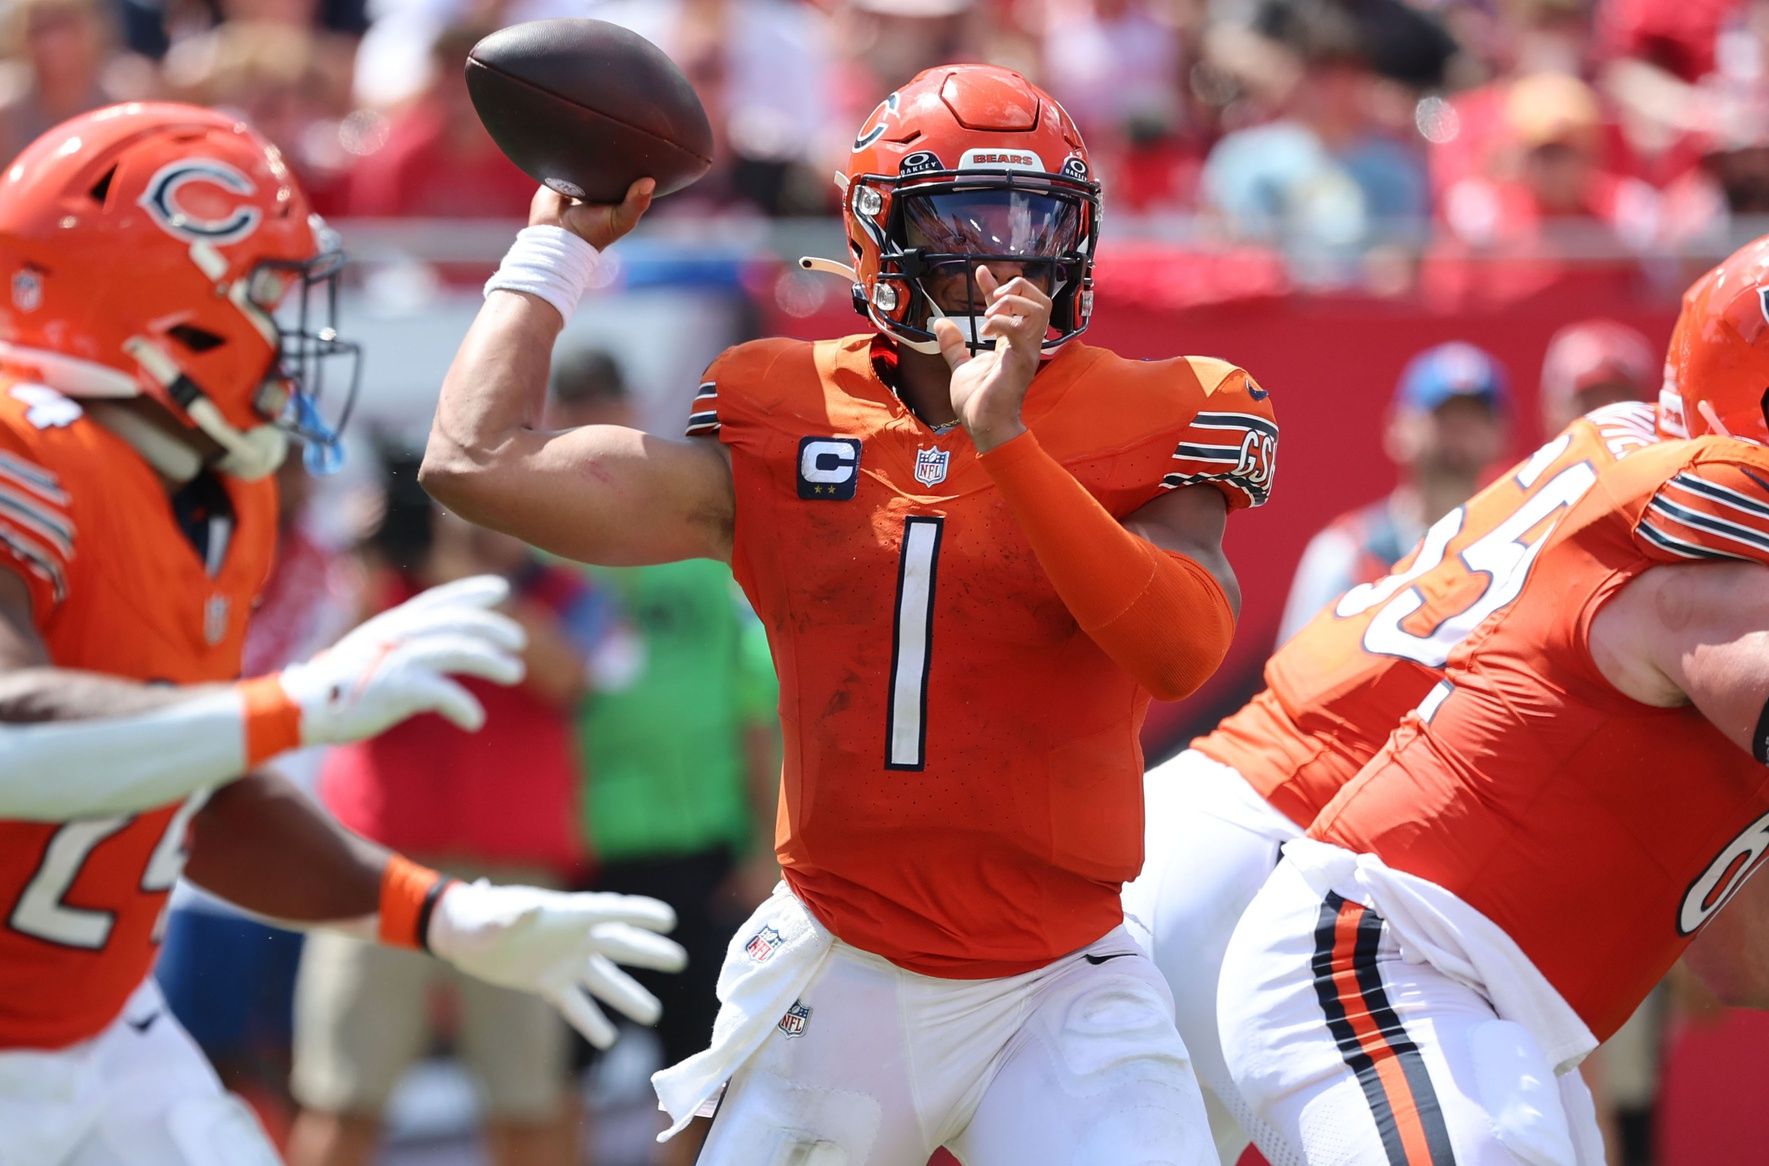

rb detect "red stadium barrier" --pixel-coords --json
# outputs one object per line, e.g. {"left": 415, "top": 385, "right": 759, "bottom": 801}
{"left": 1655, "top": 1008, "right": 1769, "bottom": 1164}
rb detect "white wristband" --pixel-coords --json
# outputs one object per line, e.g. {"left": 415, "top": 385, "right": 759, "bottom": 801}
{"left": 483, "top": 225, "right": 602, "bottom": 322}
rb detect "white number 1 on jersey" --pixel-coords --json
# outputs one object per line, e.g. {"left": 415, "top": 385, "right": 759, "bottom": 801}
{"left": 886, "top": 516, "right": 944, "bottom": 770}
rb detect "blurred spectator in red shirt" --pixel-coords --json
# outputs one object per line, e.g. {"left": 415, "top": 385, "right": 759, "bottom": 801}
{"left": 1612, "top": 7, "right": 1769, "bottom": 249}
{"left": 1426, "top": 72, "right": 1658, "bottom": 307}
{"left": 1538, "top": 318, "right": 1657, "bottom": 432}
{"left": 1440, "top": 73, "right": 1657, "bottom": 245}
{"left": 1426, "top": 0, "right": 1601, "bottom": 200}
{"left": 345, "top": 20, "right": 536, "bottom": 219}
{"left": 0, "top": 0, "right": 152, "bottom": 162}
{"left": 1599, "top": 0, "right": 1740, "bottom": 83}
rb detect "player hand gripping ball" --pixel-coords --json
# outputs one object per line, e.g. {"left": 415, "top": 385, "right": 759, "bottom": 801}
{"left": 428, "top": 879, "right": 688, "bottom": 1048}
{"left": 276, "top": 574, "right": 527, "bottom": 743}
{"left": 936, "top": 266, "right": 1055, "bottom": 452}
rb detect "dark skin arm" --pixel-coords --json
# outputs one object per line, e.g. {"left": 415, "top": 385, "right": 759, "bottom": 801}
{"left": 0, "top": 568, "right": 219, "bottom": 722}
{"left": 1123, "top": 484, "right": 1242, "bottom": 617}
{"left": 183, "top": 769, "right": 386, "bottom": 922}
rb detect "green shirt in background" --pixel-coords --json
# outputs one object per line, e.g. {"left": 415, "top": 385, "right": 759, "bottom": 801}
{"left": 578, "top": 559, "right": 778, "bottom": 863}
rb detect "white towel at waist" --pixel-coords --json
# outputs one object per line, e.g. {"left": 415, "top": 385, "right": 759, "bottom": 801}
{"left": 651, "top": 883, "right": 833, "bottom": 1141}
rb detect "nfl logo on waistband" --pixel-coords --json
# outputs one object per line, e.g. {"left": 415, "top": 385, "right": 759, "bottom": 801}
{"left": 914, "top": 446, "right": 949, "bottom": 487}
{"left": 745, "top": 926, "right": 784, "bottom": 963}
{"left": 777, "top": 1000, "right": 811, "bottom": 1037}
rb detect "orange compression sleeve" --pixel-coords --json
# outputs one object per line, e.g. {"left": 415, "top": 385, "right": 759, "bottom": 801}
{"left": 977, "top": 430, "right": 1235, "bottom": 701}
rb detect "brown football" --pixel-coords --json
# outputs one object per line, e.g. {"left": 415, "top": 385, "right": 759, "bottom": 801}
{"left": 465, "top": 19, "right": 714, "bottom": 205}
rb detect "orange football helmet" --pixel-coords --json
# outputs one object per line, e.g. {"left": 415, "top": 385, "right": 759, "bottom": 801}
{"left": 1660, "top": 235, "right": 1769, "bottom": 445}
{"left": 803, "top": 64, "right": 1100, "bottom": 355}
{"left": 0, "top": 102, "right": 357, "bottom": 477}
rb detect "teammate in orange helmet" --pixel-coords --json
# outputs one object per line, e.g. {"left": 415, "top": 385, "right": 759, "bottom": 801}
{"left": 424, "top": 64, "right": 1276, "bottom": 1164}
{"left": 0, "top": 103, "right": 684, "bottom": 1166}
{"left": 1208, "top": 236, "right": 1769, "bottom": 1166}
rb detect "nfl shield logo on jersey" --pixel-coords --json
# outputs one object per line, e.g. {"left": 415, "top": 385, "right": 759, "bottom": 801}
{"left": 914, "top": 446, "right": 949, "bottom": 487}
{"left": 745, "top": 926, "right": 784, "bottom": 963}
{"left": 777, "top": 999, "right": 812, "bottom": 1037}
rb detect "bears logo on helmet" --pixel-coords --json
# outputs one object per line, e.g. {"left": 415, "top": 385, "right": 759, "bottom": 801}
{"left": 139, "top": 160, "right": 264, "bottom": 245}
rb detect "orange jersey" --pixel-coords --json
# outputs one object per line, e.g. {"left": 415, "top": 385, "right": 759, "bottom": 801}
{"left": 692, "top": 335, "right": 1275, "bottom": 976}
{"left": 1311, "top": 435, "right": 1769, "bottom": 1042}
{"left": 0, "top": 379, "right": 275, "bottom": 1050}
{"left": 1196, "top": 401, "right": 1659, "bottom": 826}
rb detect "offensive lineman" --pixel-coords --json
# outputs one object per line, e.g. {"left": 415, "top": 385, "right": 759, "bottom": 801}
{"left": 425, "top": 65, "right": 1276, "bottom": 1165}
{"left": 1217, "top": 238, "right": 1769, "bottom": 1165}
{"left": 0, "top": 104, "right": 683, "bottom": 1165}
{"left": 1123, "top": 392, "right": 1657, "bottom": 1164}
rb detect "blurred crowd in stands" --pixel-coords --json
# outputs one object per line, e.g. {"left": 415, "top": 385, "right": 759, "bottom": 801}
{"left": 10, "top": 0, "right": 1769, "bottom": 298}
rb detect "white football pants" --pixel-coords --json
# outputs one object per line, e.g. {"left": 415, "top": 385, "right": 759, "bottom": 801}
{"left": 1121, "top": 749, "right": 1307, "bottom": 1166}
{"left": 0, "top": 979, "right": 279, "bottom": 1166}
{"left": 697, "top": 924, "right": 1215, "bottom": 1166}
{"left": 1218, "top": 858, "right": 1605, "bottom": 1166}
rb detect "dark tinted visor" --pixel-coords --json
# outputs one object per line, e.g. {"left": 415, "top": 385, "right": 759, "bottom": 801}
{"left": 900, "top": 188, "right": 1083, "bottom": 258}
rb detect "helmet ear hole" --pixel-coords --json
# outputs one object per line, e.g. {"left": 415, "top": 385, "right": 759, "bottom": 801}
{"left": 167, "top": 324, "right": 224, "bottom": 354}
{"left": 87, "top": 166, "right": 116, "bottom": 207}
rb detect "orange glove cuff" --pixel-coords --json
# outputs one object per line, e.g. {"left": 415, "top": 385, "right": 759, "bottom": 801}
{"left": 978, "top": 431, "right": 1236, "bottom": 700}
{"left": 379, "top": 853, "right": 452, "bottom": 951}
{"left": 238, "top": 675, "right": 302, "bottom": 768}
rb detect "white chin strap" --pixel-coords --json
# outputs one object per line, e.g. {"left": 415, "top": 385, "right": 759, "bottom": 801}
{"left": 798, "top": 255, "right": 857, "bottom": 282}
{"left": 122, "top": 337, "right": 288, "bottom": 481}
{"left": 798, "top": 254, "right": 1022, "bottom": 357}
{"left": 1697, "top": 399, "right": 1735, "bottom": 439}
{"left": 87, "top": 402, "right": 204, "bottom": 483}
{"left": 189, "top": 397, "right": 288, "bottom": 480}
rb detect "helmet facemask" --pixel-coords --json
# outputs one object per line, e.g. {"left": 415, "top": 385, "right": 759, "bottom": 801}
{"left": 851, "top": 167, "right": 1099, "bottom": 356}
{"left": 249, "top": 234, "right": 361, "bottom": 475}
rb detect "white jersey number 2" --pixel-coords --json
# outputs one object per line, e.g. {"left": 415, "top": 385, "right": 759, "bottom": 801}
{"left": 8, "top": 795, "right": 204, "bottom": 949}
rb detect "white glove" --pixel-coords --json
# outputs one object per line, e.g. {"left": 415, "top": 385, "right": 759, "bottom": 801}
{"left": 427, "top": 879, "right": 688, "bottom": 1049}
{"left": 277, "top": 575, "right": 527, "bottom": 745}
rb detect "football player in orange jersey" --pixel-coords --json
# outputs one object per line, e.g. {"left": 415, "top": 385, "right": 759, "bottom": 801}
{"left": 1123, "top": 392, "right": 1656, "bottom": 1166}
{"left": 1208, "top": 237, "right": 1769, "bottom": 1166}
{"left": 0, "top": 104, "right": 685, "bottom": 1166}
{"left": 424, "top": 64, "right": 1276, "bottom": 1165}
